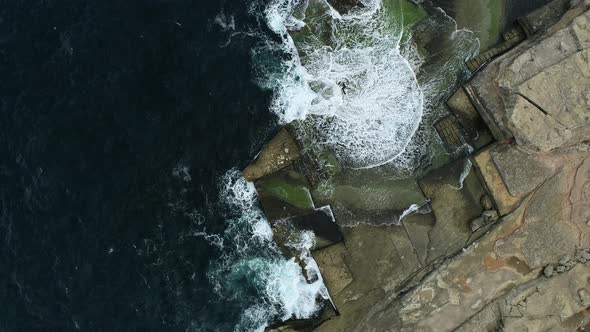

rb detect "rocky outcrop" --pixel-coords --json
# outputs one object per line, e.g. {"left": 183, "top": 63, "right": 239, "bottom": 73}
{"left": 469, "top": 5, "right": 590, "bottom": 152}
{"left": 311, "top": 3, "right": 590, "bottom": 332}
{"left": 243, "top": 128, "right": 301, "bottom": 182}
{"left": 313, "top": 150, "right": 589, "bottom": 332}
{"left": 257, "top": 2, "right": 590, "bottom": 331}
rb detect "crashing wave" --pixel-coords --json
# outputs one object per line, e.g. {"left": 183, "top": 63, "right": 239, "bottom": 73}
{"left": 209, "top": 169, "right": 329, "bottom": 331}
{"left": 260, "top": 0, "right": 424, "bottom": 169}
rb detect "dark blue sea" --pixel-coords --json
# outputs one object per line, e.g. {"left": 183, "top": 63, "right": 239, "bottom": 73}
{"left": 0, "top": 1, "right": 314, "bottom": 331}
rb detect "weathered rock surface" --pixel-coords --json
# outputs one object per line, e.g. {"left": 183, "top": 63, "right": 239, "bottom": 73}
{"left": 470, "top": 6, "right": 590, "bottom": 152}
{"left": 243, "top": 128, "right": 301, "bottom": 182}
{"left": 316, "top": 152, "right": 588, "bottom": 332}
{"left": 310, "top": 4, "right": 590, "bottom": 332}
{"left": 252, "top": 3, "right": 590, "bottom": 331}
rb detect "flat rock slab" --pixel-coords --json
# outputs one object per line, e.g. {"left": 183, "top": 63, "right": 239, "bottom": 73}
{"left": 312, "top": 242, "right": 354, "bottom": 298}
{"left": 402, "top": 211, "right": 437, "bottom": 266}
{"left": 418, "top": 157, "right": 486, "bottom": 263}
{"left": 340, "top": 224, "right": 421, "bottom": 294}
{"left": 490, "top": 144, "right": 555, "bottom": 197}
{"left": 516, "top": 49, "right": 590, "bottom": 129}
{"left": 472, "top": 144, "right": 524, "bottom": 215}
{"left": 243, "top": 128, "right": 301, "bottom": 182}
{"left": 314, "top": 222, "right": 423, "bottom": 318}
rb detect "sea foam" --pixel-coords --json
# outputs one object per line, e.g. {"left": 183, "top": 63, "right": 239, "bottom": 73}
{"left": 260, "top": 0, "right": 424, "bottom": 169}
{"left": 209, "top": 170, "right": 328, "bottom": 331}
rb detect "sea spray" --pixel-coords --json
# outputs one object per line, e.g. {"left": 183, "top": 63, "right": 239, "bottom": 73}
{"left": 255, "top": 0, "right": 479, "bottom": 174}
{"left": 259, "top": 0, "right": 425, "bottom": 169}
{"left": 208, "top": 170, "right": 328, "bottom": 331}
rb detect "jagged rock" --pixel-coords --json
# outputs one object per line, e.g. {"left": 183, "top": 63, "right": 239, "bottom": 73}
{"left": 544, "top": 264, "right": 555, "bottom": 277}
{"left": 470, "top": 209, "right": 500, "bottom": 232}
{"left": 482, "top": 209, "right": 499, "bottom": 222}
{"left": 578, "top": 288, "right": 590, "bottom": 306}
{"left": 470, "top": 216, "right": 487, "bottom": 232}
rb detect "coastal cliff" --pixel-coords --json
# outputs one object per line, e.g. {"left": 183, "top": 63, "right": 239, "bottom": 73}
{"left": 247, "top": 1, "right": 590, "bottom": 331}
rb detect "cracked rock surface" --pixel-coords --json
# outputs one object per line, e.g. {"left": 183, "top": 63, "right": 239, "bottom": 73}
{"left": 502, "top": 10, "right": 590, "bottom": 151}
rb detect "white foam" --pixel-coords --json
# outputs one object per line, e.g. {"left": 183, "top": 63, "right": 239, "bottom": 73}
{"left": 399, "top": 203, "right": 421, "bottom": 221}
{"left": 261, "top": 0, "right": 424, "bottom": 168}
{"left": 210, "top": 170, "right": 329, "bottom": 331}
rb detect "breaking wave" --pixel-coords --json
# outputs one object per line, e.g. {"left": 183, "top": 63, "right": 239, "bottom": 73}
{"left": 207, "top": 170, "right": 329, "bottom": 331}
{"left": 258, "top": 0, "right": 424, "bottom": 168}
{"left": 199, "top": 0, "right": 482, "bottom": 329}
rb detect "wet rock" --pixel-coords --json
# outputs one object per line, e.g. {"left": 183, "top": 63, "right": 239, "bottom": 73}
{"left": 272, "top": 206, "right": 343, "bottom": 253}
{"left": 309, "top": 6, "right": 590, "bottom": 332}
{"left": 544, "top": 264, "right": 555, "bottom": 277}
{"left": 418, "top": 157, "right": 487, "bottom": 262}
{"left": 255, "top": 169, "right": 315, "bottom": 221}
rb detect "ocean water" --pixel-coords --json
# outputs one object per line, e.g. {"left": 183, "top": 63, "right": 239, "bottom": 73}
{"left": 0, "top": 0, "right": 317, "bottom": 331}
{"left": 0, "top": 0, "right": 478, "bottom": 331}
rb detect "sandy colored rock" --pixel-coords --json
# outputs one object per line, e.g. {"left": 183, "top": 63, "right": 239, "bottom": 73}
{"left": 469, "top": 7, "right": 590, "bottom": 152}
{"left": 312, "top": 242, "right": 353, "bottom": 297}
{"left": 242, "top": 129, "right": 301, "bottom": 182}
{"left": 506, "top": 49, "right": 590, "bottom": 151}
{"left": 490, "top": 144, "right": 555, "bottom": 196}
{"left": 316, "top": 151, "right": 589, "bottom": 332}
{"left": 472, "top": 144, "right": 524, "bottom": 216}
{"left": 572, "top": 7, "right": 590, "bottom": 48}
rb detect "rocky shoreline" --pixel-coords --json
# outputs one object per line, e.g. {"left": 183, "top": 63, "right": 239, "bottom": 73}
{"left": 245, "top": 0, "right": 590, "bottom": 331}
